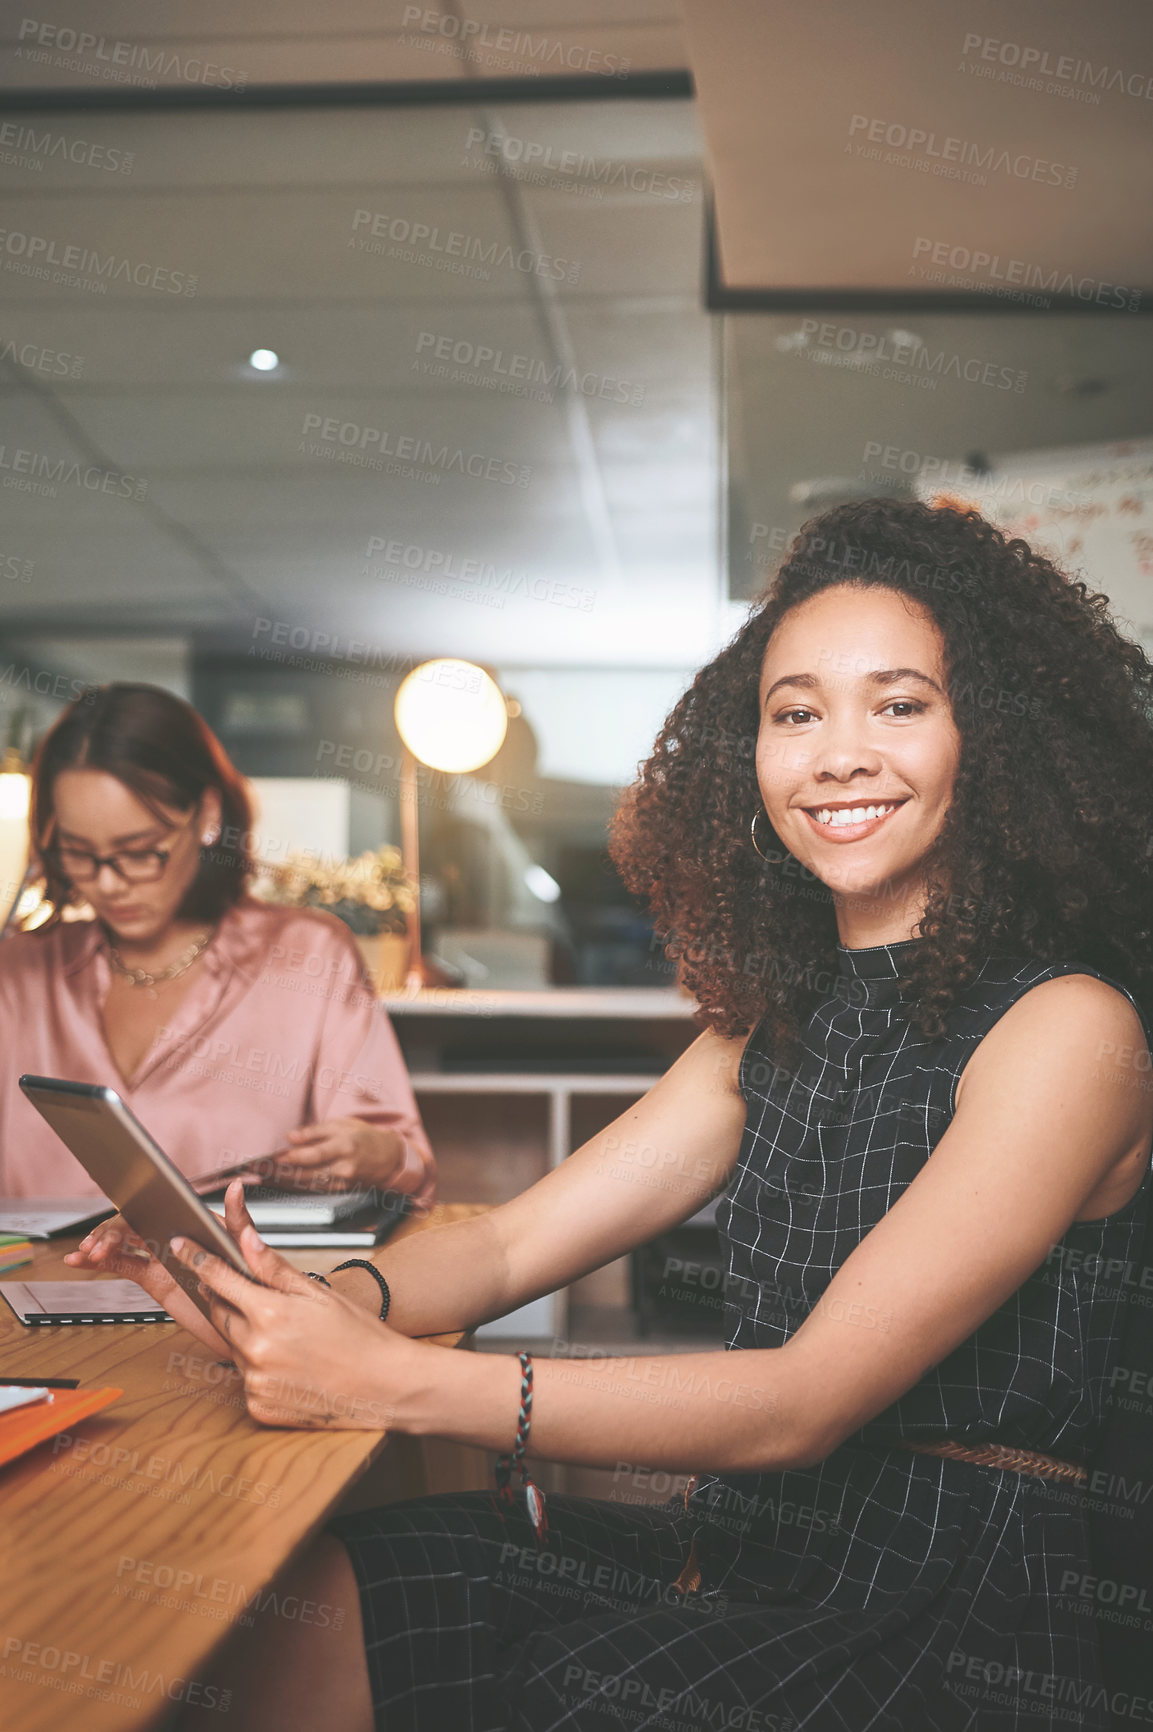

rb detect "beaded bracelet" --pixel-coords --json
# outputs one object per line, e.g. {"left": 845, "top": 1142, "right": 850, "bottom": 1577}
{"left": 332, "top": 1258, "right": 391, "bottom": 1322}
{"left": 304, "top": 1263, "right": 390, "bottom": 1323}
{"left": 492, "top": 1351, "right": 549, "bottom": 1545}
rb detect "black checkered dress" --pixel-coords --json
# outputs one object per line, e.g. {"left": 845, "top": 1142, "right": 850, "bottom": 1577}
{"left": 329, "top": 939, "right": 1153, "bottom": 1732}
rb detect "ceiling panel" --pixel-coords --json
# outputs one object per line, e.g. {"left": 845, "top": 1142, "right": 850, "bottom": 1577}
{"left": 0, "top": 183, "right": 540, "bottom": 304}
{"left": 136, "top": 465, "right": 590, "bottom": 532}
{"left": 0, "top": 524, "right": 248, "bottom": 611}
{"left": 457, "top": 26, "right": 686, "bottom": 82}
{"left": 463, "top": 2, "right": 680, "bottom": 25}
{"left": 60, "top": 383, "right": 567, "bottom": 469}
{"left": 0, "top": 2, "right": 423, "bottom": 40}
{"left": 0, "top": 35, "right": 471, "bottom": 92}
{"left": 683, "top": 0, "right": 1153, "bottom": 296}
{"left": 0, "top": 89, "right": 721, "bottom": 669}
{"left": 0, "top": 108, "right": 498, "bottom": 193}
{"left": 518, "top": 186, "right": 703, "bottom": 297}
{"left": 0, "top": 2, "right": 686, "bottom": 91}
{"left": 0, "top": 301, "right": 552, "bottom": 388}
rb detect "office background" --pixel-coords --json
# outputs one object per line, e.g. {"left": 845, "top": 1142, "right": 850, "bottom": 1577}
{"left": 0, "top": 0, "right": 1150, "bottom": 1448}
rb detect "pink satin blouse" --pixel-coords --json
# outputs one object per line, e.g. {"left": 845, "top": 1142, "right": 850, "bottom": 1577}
{"left": 0, "top": 895, "right": 435, "bottom": 1204}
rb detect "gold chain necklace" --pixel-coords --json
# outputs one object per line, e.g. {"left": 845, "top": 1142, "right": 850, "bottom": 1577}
{"left": 106, "top": 928, "right": 215, "bottom": 998}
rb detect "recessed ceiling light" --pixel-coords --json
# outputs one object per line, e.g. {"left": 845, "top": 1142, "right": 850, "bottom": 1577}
{"left": 248, "top": 348, "right": 280, "bottom": 372}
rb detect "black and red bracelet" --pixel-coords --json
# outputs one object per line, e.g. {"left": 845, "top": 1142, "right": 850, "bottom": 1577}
{"left": 493, "top": 1350, "right": 549, "bottom": 1545}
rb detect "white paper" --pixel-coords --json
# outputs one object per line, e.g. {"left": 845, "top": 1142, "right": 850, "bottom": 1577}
{"left": 0, "top": 1386, "right": 50, "bottom": 1413}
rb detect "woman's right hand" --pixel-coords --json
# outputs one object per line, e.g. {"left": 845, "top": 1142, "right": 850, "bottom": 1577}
{"left": 63, "top": 1198, "right": 242, "bottom": 1359}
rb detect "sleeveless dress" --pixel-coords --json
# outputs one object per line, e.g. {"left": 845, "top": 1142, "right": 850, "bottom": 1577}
{"left": 685, "top": 937, "right": 1153, "bottom": 1730}
{"left": 329, "top": 938, "right": 1153, "bottom": 1732}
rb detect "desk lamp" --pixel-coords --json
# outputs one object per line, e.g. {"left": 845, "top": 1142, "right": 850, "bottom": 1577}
{"left": 0, "top": 746, "right": 32, "bottom": 937}
{"left": 393, "top": 659, "right": 509, "bottom": 989}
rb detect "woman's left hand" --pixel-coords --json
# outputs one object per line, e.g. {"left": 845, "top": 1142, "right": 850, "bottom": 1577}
{"left": 269, "top": 1118, "right": 410, "bottom": 1194}
{"left": 170, "top": 1211, "right": 421, "bottom": 1430}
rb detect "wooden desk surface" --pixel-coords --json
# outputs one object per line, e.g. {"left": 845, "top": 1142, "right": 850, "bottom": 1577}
{"left": 0, "top": 1204, "right": 485, "bottom": 1732}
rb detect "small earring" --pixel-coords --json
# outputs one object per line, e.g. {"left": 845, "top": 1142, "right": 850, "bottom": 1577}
{"left": 202, "top": 828, "right": 220, "bottom": 847}
{"left": 749, "top": 809, "right": 775, "bottom": 861}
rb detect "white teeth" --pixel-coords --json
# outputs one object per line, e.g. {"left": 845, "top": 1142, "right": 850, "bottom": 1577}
{"left": 813, "top": 803, "right": 896, "bottom": 828}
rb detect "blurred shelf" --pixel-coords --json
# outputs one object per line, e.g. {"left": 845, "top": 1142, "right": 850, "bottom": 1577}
{"left": 398, "top": 989, "right": 700, "bottom": 1344}
{"left": 408, "top": 1072, "right": 662, "bottom": 1094}
{"left": 381, "top": 986, "right": 696, "bottom": 1018}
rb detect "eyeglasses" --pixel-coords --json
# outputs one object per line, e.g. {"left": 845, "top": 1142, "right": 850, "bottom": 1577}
{"left": 53, "top": 845, "right": 173, "bottom": 884}
{"left": 50, "top": 813, "right": 199, "bottom": 885}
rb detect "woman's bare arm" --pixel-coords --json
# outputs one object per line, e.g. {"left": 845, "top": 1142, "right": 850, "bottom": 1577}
{"left": 169, "top": 975, "right": 1152, "bottom": 1471}
{"left": 380, "top": 975, "right": 1153, "bottom": 1473}
{"left": 347, "top": 1025, "right": 749, "bottom": 1335}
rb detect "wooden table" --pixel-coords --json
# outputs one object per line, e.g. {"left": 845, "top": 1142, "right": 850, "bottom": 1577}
{"left": 0, "top": 1203, "right": 486, "bottom": 1732}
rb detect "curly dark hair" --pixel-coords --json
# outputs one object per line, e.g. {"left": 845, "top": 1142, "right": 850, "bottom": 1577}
{"left": 609, "top": 497, "right": 1153, "bottom": 1063}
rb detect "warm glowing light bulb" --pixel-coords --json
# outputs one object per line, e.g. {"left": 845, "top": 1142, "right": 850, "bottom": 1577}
{"left": 0, "top": 772, "right": 29, "bottom": 820}
{"left": 524, "top": 864, "right": 561, "bottom": 902}
{"left": 394, "top": 660, "right": 508, "bottom": 774}
{"left": 0, "top": 767, "right": 30, "bottom": 925}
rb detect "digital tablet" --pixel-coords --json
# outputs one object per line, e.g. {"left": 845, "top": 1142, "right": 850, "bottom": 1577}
{"left": 18, "top": 1075, "right": 259, "bottom": 1322}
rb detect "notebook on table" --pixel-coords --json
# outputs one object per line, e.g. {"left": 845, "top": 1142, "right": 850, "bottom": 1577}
{"left": 199, "top": 1185, "right": 414, "bottom": 1247}
{"left": 0, "top": 1383, "right": 123, "bottom": 1468}
{"left": 0, "top": 1278, "right": 173, "bottom": 1325}
{"left": 203, "top": 1185, "right": 376, "bottom": 1228}
{"left": 0, "top": 1198, "right": 116, "bottom": 1240}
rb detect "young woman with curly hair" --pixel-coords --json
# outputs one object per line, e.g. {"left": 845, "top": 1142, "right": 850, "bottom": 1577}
{"left": 74, "top": 499, "right": 1153, "bottom": 1732}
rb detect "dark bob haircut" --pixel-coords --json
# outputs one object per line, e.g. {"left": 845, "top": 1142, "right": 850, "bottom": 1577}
{"left": 29, "top": 682, "right": 255, "bottom": 928}
{"left": 609, "top": 497, "right": 1153, "bottom": 1065}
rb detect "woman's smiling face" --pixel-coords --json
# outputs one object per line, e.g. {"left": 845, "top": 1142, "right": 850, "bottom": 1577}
{"left": 756, "top": 584, "right": 962, "bottom": 942}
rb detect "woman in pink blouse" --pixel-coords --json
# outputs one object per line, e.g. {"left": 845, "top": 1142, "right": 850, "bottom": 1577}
{"left": 0, "top": 682, "right": 435, "bottom": 1204}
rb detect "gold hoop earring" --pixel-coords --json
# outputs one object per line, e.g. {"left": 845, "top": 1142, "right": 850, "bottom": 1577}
{"left": 749, "top": 809, "right": 774, "bottom": 861}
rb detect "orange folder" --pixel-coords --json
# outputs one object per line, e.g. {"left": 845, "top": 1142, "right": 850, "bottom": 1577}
{"left": 0, "top": 1385, "right": 123, "bottom": 1469}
